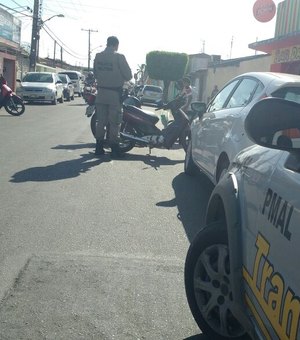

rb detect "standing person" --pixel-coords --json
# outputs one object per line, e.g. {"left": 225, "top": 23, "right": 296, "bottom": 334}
{"left": 180, "top": 77, "right": 193, "bottom": 113}
{"left": 93, "top": 36, "right": 132, "bottom": 157}
{"left": 210, "top": 85, "right": 219, "bottom": 100}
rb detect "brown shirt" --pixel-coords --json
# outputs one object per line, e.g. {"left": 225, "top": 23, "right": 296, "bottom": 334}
{"left": 93, "top": 47, "right": 132, "bottom": 105}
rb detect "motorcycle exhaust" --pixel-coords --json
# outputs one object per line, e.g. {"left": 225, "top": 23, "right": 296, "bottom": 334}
{"left": 120, "top": 132, "right": 149, "bottom": 145}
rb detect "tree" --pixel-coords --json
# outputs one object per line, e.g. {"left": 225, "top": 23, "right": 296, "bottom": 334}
{"left": 146, "top": 51, "right": 189, "bottom": 101}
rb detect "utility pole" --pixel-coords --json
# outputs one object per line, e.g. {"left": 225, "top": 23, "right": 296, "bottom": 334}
{"left": 81, "top": 28, "right": 98, "bottom": 71}
{"left": 230, "top": 36, "right": 234, "bottom": 59}
{"left": 53, "top": 40, "right": 56, "bottom": 67}
{"left": 29, "top": 0, "right": 41, "bottom": 71}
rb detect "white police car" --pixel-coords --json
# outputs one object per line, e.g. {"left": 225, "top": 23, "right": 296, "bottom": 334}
{"left": 184, "top": 98, "right": 300, "bottom": 340}
{"left": 185, "top": 72, "right": 300, "bottom": 184}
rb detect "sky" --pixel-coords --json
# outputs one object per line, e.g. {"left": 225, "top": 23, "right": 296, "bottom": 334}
{"left": 1, "top": 0, "right": 282, "bottom": 72}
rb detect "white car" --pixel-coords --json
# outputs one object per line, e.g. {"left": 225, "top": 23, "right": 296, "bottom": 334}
{"left": 185, "top": 97, "right": 300, "bottom": 340}
{"left": 16, "top": 72, "right": 64, "bottom": 105}
{"left": 185, "top": 72, "right": 300, "bottom": 184}
{"left": 138, "top": 85, "right": 163, "bottom": 106}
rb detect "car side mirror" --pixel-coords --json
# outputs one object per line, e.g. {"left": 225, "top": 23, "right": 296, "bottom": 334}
{"left": 16, "top": 79, "right": 21, "bottom": 83}
{"left": 245, "top": 98, "right": 300, "bottom": 151}
{"left": 191, "top": 101, "right": 207, "bottom": 119}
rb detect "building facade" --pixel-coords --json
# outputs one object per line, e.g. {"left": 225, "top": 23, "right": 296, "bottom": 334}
{"left": 0, "top": 7, "right": 22, "bottom": 90}
{"left": 249, "top": 0, "right": 300, "bottom": 74}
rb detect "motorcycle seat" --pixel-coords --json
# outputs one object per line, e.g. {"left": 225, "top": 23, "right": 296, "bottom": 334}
{"left": 124, "top": 105, "right": 159, "bottom": 124}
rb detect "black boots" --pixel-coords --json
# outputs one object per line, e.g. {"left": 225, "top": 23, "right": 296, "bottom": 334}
{"left": 110, "top": 143, "right": 124, "bottom": 158}
{"left": 95, "top": 140, "right": 105, "bottom": 155}
{"left": 95, "top": 140, "right": 124, "bottom": 158}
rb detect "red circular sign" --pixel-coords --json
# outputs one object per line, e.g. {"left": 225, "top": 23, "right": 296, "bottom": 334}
{"left": 253, "top": 0, "right": 276, "bottom": 23}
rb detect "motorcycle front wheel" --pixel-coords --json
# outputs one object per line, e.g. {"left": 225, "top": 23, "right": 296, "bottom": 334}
{"left": 179, "top": 127, "right": 190, "bottom": 152}
{"left": 5, "top": 95, "right": 25, "bottom": 116}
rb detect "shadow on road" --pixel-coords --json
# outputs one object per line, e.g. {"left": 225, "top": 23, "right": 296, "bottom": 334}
{"left": 119, "top": 152, "right": 184, "bottom": 170}
{"left": 157, "top": 172, "right": 214, "bottom": 242}
{"left": 183, "top": 334, "right": 210, "bottom": 340}
{"left": 10, "top": 152, "right": 109, "bottom": 183}
{"left": 52, "top": 143, "right": 95, "bottom": 150}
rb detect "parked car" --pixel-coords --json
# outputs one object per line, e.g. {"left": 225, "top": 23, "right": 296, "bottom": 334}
{"left": 184, "top": 72, "right": 300, "bottom": 184}
{"left": 185, "top": 97, "right": 300, "bottom": 340}
{"left": 58, "top": 71, "right": 84, "bottom": 97}
{"left": 16, "top": 72, "right": 64, "bottom": 105}
{"left": 58, "top": 74, "right": 75, "bottom": 101}
{"left": 137, "top": 85, "right": 163, "bottom": 106}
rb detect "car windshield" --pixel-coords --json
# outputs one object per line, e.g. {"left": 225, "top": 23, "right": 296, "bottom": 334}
{"left": 144, "top": 86, "right": 162, "bottom": 93}
{"left": 23, "top": 73, "right": 53, "bottom": 83}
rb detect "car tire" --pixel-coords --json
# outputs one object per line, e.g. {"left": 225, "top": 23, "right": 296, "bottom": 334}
{"left": 184, "top": 142, "right": 198, "bottom": 176}
{"left": 185, "top": 223, "right": 249, "bottom": 340}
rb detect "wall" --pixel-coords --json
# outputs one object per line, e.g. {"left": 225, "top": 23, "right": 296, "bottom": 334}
{"left": 204, "top": 54, "right": 272, "bottom": 103}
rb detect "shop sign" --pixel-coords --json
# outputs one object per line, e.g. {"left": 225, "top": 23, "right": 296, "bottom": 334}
{"left": 253, "top": 0, "right": 276, "bottom": 23}
{"left": 274, "top": 45, "right": 300, "bottom": 63}
{"left": 0, "top": 7, "right": 21, "bottom": 44}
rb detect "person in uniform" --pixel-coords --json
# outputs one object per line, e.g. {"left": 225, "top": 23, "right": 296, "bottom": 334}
{"left": 93, "top": 36, "right": 132, "bottom": 157}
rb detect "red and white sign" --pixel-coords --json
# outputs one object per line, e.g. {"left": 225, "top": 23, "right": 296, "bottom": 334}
{"left": 253, "top": 0, "right": 276, "bottom": 23}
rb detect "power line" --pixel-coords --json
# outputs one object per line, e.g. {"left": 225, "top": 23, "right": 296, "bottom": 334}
{"left": 43, "top": 24, "right": 86, "bottom": 58}
{"left": 42, "top": 25, "right": 86, "bottom": 60}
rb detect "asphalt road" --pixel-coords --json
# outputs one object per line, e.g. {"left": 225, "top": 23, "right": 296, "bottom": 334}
{"left": 0, "top": 97, "right": 214, "bottom": 339}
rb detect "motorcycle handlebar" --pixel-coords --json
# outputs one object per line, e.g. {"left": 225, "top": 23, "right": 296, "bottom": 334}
{"left": 155, "top": 95, "right": 185, "bottom": 111}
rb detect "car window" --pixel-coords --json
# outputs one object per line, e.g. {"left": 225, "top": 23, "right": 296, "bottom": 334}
{"left": 207, "top": 79, "right": 239, "bottom": 112}
{"left": 226, "top": 78, "right": 260, "bottom": 108}
{"left": 23, "top": 73, "right": 53, "bottom": 83}
{"left": 272, "top": 86, "right": 300, "bottom": 104}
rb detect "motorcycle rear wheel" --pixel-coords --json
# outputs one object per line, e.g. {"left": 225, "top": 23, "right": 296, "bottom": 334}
{"left": 119, "top": 122, "right": 135, "bottom": 153}
{"left": 90, "top": 114, "right": 135, "bottom": 153}
{"left": 5, "top": 95, "right": 25, "bottom": 116}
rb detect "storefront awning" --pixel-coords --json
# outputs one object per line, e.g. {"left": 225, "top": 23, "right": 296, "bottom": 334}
{"left": 249, "top": 31, "right": 300, "bottom": 53}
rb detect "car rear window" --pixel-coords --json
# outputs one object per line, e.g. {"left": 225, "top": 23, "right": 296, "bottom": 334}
{"left": 58, "top": 75, "right": 68, "bottom": 83}
{"left": 272, "top": 86, "right": 300, "bottom": 104}
{"left": 59, "top": 72, "right": 79, "bottom": 80}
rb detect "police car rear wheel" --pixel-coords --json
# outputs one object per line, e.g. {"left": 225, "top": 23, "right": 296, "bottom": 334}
{"left": 185, "top": 223, "right": 249, "bottom": 339}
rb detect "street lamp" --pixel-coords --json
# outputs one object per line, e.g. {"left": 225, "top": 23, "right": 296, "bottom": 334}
{"left": 29, "top": 12, "right": 64, "bottom": 71}
{"left": 41, "top": 13, "right": 64, "bottom": 25}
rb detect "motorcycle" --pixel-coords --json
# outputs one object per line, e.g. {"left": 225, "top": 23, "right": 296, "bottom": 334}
{"left": 0, "top": 76, "right": 25, "bottom": 116}
{"left": 83, "top": 81, "right": 97, "bottom": 103}
{"left": 88, "top": 92, "right": 190, "bottom": 154}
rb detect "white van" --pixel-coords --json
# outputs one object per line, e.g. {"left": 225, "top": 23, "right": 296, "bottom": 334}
{"left": 58, "top": 71, "right": 84, "bottom": 97}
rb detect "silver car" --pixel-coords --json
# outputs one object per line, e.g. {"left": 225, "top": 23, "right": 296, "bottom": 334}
{"left": 16, "top": 72, "right": 64, "bottom": 105}
{"left": 185, "top": 72, "right": 300, "bottom": 184}
{"left": 185, "top": 97, "right": 300, "bottom": 340}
